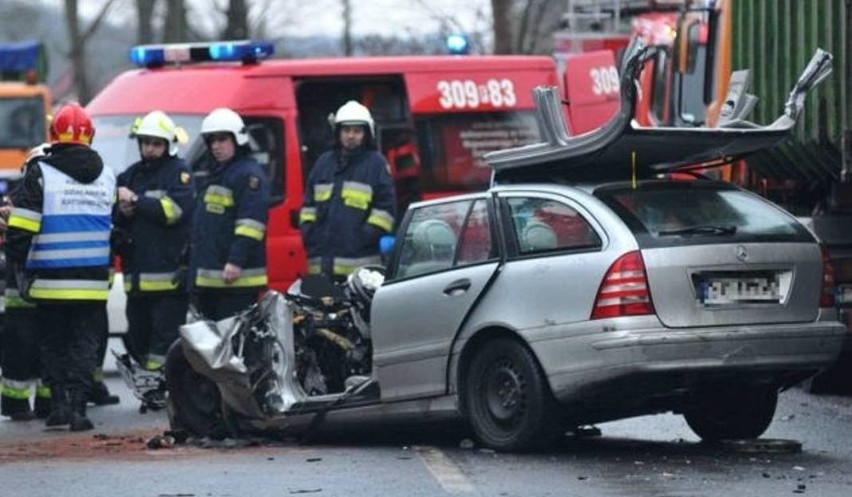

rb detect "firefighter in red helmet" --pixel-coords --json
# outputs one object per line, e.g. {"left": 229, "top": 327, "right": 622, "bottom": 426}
{"left": 5, "top": 102, "right": 116, "bottom": 431}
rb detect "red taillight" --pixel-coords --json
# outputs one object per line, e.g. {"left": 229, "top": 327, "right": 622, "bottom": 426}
{"left": 591, "top": 251, "right": 655, "bottom": 320}
{"left": 820, "top": 245, "right": 836, "bottom": 307}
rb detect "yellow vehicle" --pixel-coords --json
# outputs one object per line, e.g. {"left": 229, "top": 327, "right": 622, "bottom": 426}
{"left": 0, "top": 40, "right": 52, "bottom": 192}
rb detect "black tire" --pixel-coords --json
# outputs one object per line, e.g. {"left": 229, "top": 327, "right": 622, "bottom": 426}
{"left": 164, "top": 339, "right": 228, "bottom": 439}
{"left": 684, "top": 386, "right": 778, "bottom": 442}
{"left": 463, "top": 338, "right": 556, "bottom": 451}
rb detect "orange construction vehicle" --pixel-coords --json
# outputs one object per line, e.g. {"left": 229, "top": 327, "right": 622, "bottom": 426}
{"left": 0, "top": 40, "right": 52, "bottom": 194}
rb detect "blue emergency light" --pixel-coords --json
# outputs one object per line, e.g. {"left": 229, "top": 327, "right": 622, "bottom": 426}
{"left": 445, "top": 34, "right": 470, "bottom": 55}
{"left": 130, "top": 40, "right": 275, "bottom": 68}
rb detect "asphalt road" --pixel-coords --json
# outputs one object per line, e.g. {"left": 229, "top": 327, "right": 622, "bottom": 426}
{"left": 1, "top": 340, "right": 851, "bottom": 497}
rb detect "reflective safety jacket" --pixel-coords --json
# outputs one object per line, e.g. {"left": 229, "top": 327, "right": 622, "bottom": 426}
{"left": 114, "top": 155, "right": 193, "bottom": 295}
{"left": 299, "top": 147, "right": 396, "bottom": 278}
{"left": 191, "top": 153, "right": 269, "bottom": 292}
{"left": 5, "top": 145, "right": 115, "bottom": 303}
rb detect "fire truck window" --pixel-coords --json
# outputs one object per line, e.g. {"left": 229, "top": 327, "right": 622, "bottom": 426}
{"left": 0, "top": 97, "right": 45, "bottom": 149}
{"left": 186, "top": 117, "right": 284, "bottom": 206}
{"left": 414, "top": 111, "right": 540, "bottom": 192}
{"left": 244, "top": 117, "right": 285, "bottom": 205}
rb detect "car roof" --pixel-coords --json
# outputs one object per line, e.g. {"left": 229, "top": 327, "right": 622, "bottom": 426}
{"left": 484, "top": 43, "right": 833, "bottom": 185}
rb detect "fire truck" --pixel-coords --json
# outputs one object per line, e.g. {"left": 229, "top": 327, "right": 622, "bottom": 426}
{"left": 0, "top": 40, "right": 52, "bottom": 193}
{"left": 554, "top": 0, "right": 732, "bottom": 130}
{"left": 87, "top": 40, "right": 566, "bottom": 333}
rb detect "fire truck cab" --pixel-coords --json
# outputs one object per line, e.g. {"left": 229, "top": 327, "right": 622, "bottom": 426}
{"left": 87, "top": 40, "right": 561, "bottom": 333}
{"left": 0, "top": 40, "right": 52, "bottom": 191}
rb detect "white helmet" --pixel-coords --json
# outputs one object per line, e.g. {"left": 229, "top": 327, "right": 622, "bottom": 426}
{"left": 201, "top": 107, "right": 249, "bottom": 146}
{"left": 331, "top": 100, "right": 374, "bottom": 137}
{"left": 132, "top": 110, "right": 187, "bottom": 155}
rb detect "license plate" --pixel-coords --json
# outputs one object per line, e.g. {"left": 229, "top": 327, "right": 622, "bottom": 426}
{"left": 697, "top": 275, "right": 781, "bottom": 305}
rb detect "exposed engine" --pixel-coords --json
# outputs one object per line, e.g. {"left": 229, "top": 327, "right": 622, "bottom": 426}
{"left": 288, "top": 266, "right": 384, "bottom": 396}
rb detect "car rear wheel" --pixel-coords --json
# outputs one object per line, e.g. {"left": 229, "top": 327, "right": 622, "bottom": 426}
{"left": 683, "top": 386, "right": 778, "bottom": 442}
{"left": 164, "top": 339, "right": 229, "bottom": 439}
{"left": 463, "top": 338, "right": 556, "bottom": 451}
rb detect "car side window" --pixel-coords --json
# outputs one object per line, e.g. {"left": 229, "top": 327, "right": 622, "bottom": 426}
{"left": 457, "top": 199, "right": 494, "bottom": 266}
{"left": 396, "top": 200, "right": 471, "bottom": 278}
{"left": 506, "top": 197, "right": 601, "bottom": 255}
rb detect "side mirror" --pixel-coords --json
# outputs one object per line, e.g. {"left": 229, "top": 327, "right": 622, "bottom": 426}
{"left": 379, "top": 235, "right": 396, "bottom": 255}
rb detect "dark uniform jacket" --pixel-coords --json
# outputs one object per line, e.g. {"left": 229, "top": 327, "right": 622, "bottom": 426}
{"left": 5, "top": 145, "right": 114, "bottom": 303}
{"left": 114, "top": 155, "right": 193, "bottom": 295}
{"left": 299, "top": 146, "right": 396, "bottom": 277}
{"left": 191, "top": 152, "right": 269, "bottom": 292}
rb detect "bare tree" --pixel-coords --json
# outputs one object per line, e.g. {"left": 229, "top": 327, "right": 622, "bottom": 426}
{"left": 514, "top": 0, "right": 560, "bottom": 54}
{"left": 491, "top": 0, "right": 513, "bottom": 54}
{"left": 341, "top": 0, "right": 352, "bottom": 56}
{"left": 135, "top": 0, "right": 157, "bottom": 44}
{"left": 63, "top": 0, "right": 118, "bottom": 103}
{"left": 222, "top": 0, "right": 249, "bottom": 39}
{"left": 163, "top": 0, "right": 189, "bottom": 42}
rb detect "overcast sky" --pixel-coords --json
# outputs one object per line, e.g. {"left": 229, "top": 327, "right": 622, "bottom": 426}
{"left": 42, "top": 0, "right": 494, "bottom": 39}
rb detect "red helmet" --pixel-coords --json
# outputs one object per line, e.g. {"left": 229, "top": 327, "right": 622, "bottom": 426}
{"left": 50, "top": 102, "right": 94, "bottom": 146}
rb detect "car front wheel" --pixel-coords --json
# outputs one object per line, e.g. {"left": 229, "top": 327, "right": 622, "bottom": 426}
{"left": 683, "top": 386, "right": 778, "bottom": 442}
{"left": 164, "top": 339, "right": 229, "bottom": 439}
{"left": 463, "top": 338, "right": 556, "bottom": 451}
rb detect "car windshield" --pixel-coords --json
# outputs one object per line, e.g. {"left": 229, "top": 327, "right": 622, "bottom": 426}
{"left": 91, "top": 114, "right": 205, "bottom": 176}
{"left": 595, "top": 181, "right": 815, "bottom": 247}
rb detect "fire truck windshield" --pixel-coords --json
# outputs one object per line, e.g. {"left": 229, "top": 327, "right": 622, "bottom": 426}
{"left": 91, "top": 114, "right": 204, "bottom": 175}
{"left": 0, "top": 97, "right": 45, "bottom": 149}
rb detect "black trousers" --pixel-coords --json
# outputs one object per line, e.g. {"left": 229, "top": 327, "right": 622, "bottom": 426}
{"left": 37, "top": 303, "right": 103, "bottom": 396}
{"left": 1, "top": 308, "right": 41, "bottom": 385}
{"left": 193, "top": 291, "right": 258, "bottom": 322}
{"left": 125, "top": 293, "right": 188, "bottom": 364}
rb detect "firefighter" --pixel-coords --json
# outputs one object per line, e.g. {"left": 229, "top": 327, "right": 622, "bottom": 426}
{"left": 191, "top": 108, "right": 269, "bottom": 320}
{"left": 115, "top": 110, "right": 193, "bottom": 382}
{"left": 4, "top": 103, "right": 115, "bottom": 431}
{"left": 0, "top": 144, "right": 50, "bottom": 421}
{"left": 299, "top": 100, "right": 396, "bottom": 281}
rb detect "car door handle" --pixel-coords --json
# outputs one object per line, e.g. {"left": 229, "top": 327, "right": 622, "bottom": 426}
{"left": 443, "top": 278, "right": 471, "bottom": 296}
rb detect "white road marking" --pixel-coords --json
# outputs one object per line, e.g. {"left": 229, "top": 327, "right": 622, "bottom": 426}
{"left": 415, "top": 446, "right": 476, "bottom": 494}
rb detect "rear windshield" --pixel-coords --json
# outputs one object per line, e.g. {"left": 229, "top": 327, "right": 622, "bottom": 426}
{"left": 595, "top": 181, "right": 815, "bottom": 248}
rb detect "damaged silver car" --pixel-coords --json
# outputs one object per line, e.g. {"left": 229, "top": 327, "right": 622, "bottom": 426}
{"left": 164, "top": 44, "right": 846, "bottom": 451}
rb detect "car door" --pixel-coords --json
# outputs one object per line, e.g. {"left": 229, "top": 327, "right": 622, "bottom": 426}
{"left": 371, "top": 196, "right": 500, "bottom": 401}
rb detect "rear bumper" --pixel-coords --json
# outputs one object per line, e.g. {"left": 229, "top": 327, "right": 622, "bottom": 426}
{"left": 528, "top": 318, "right": 847, "bottom": 408}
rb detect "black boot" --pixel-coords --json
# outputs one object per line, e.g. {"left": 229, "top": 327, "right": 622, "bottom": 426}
{"left": 1, "top": 396, "right": 35, "bottom": 421}
{"left": 69, "top": 389, "right": 94, "bottom": 432}
{"left": 45, "top": 387, "right": 72, "bottom": 427}
{"left": 89, "top": 381, "right": 120, "bottom": 406}
{"left": 34, "top": 394, "right": 51, "bottom": 419}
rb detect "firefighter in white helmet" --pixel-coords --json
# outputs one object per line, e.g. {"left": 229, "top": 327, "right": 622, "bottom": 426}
{"left": 190, "top": 108, "right": 269, "bottom": 320}
{"left": 299, "top": 100, "right": 396, "bottom": 281}
{"left": 114, "top": 110, "right": 193, "bottom": 409}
